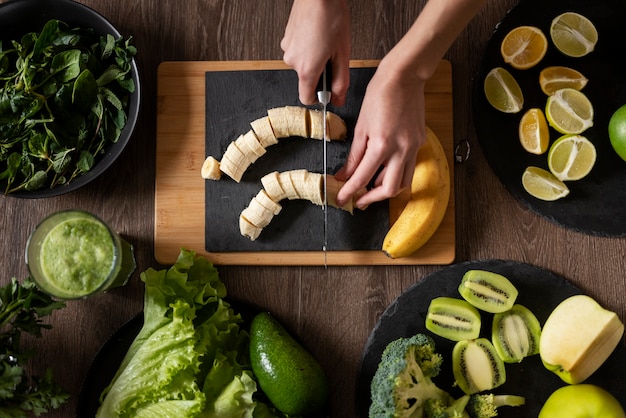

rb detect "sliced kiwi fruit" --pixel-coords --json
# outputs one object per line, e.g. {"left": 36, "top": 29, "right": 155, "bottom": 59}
{"left": 425, "top": 297, "right": 482, "bottom": 341}
{"left": 458, "top": 270, "right": 518, "bottom": 313}
{"left": 492, "top": 304, "right": 542, "bottom": 363}
{"left": 452, "top": 338, "right": 506, "bottom": 395}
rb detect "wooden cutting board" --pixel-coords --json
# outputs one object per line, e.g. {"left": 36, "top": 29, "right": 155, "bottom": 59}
{"left": 155, "top": 60, "right": 455, "bottom": 266}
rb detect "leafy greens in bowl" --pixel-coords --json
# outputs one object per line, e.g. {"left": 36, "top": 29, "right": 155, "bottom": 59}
{"left": 0, "top": 0, "right": 140, "bottom": 197}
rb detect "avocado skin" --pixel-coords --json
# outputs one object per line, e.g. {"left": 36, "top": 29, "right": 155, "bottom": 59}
{"left": 250, "top": 312, "right": 329, "bottom": 415}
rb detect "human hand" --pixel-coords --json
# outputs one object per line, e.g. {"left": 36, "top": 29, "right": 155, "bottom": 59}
{"left": 334, "top": 63, "right": 427, "bottom": 209}
{"left": 280, "top": 0, "right": 351, "bottom": 106}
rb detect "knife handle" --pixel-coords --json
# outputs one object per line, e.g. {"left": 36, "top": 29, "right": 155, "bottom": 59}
{"left": 316, "top": 61, "right": 333, "bottom": 94}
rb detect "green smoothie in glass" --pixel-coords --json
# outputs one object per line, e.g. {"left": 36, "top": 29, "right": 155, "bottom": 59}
{"left": 26, "top": 210, "right": 136, "bottom": 299}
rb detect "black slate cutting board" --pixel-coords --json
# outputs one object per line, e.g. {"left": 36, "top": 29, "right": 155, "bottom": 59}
{"left": 203, "top": 67, "right": 390, "bottom": 252}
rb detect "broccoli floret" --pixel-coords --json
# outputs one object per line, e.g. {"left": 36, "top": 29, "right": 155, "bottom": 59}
{"left": 369, "top": 334, "right": 452, "bottom": 418}
{"left": 465, "top": 394, "right": 525, "bottom": 418}
{"left": 424, "top": 395, "right": 470, "bottom": 418}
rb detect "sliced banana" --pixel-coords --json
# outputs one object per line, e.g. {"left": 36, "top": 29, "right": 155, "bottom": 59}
{"left": 240, "top": 169, "right": 365, "bottom": 240}
{"left": 203, "top": 106, "right": 347, "bottom": 182}
{"left": 201, "top": 156, "right": 221, "bottom": 180}
{"left": 250, "top": 116, "right": 278, "bottom": 148}
{"left": 239, "top": 190, "right": 284, "bottom": 241}
{"left": 267, "top": 106, "right": 309, "bottom": 138}
{"left": 261, "top": 171, "right": 288, "bottom": 202}
{"left": 309, "top": 109, "right": 347, "bottom": 141}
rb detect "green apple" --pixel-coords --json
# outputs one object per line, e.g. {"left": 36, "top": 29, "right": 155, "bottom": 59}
{"left": 539, "top": 384, "right": 626, "bottom": 418}
{"left": 540, "top": 295, "right": 624, "bottom": 384}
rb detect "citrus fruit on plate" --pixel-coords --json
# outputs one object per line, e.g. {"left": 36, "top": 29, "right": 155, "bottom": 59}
{"left": 539, "top": 66, "right": 588, "bottom": 96}
{"left": 484, "top": 67, "right": 524, "bottom": 113}
{"left": 550, "top": 12, "right": 598, "bottom": 57}
{"left": 501, "top": 25, "right": 548, "bottom": 69}
{"left": 608, "top": 104, "right": 626, "bottom": 162}
{"left": 545, "top": 88, "right": 594, "bottom": 134}
{"left": 547, "top": 134, "right": 597, "bottom": 181}
{"left": 522, "top": 166, "right": 570, "bottom": 201}
{"left": 519, "top": 108, "right": 550, "bottom": 154}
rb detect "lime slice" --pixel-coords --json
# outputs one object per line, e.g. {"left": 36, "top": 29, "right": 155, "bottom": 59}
{"left": 522, "top": 166, "right": 570, "bottom": 201}
{"left": 519, "top": 108, "right": 550, "bottom": 154}
{"left": 539, "top": 66, "right": 588, "bottom": 96}
{"left": 545, "top": 88, "right": 594, "bottom": 134}
{"left": 500, "top": 26, "right": 548, "bottom": 70}
{"left": 550, "top": 12, "right": 598, "bottom": 58}
{"left": 547, "top": 134, "right": 597, "bottom": 181}
{"left": 484, "top": 67, "right": 524, "bottom": 113}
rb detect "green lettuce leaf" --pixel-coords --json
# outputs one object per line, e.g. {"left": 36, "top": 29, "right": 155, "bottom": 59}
{"left": 96, "top": 249, "right": 277, "bottom": 418}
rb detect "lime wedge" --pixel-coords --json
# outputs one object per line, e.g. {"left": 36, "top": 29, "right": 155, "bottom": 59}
{"left": 522, "top": 166, "right": 570, "bottom": 201}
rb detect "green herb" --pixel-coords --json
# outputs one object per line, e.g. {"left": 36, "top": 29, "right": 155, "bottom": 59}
{"left": 0, "top": 277, "right": 68, "bottom": 417}
{"left": 0, "top": 19, "right": 137, "bottom": 194}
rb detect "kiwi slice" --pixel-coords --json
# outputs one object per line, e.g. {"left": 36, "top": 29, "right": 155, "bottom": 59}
{"left": 492, "top": 304, "right": 542, "bottom": 363}
{"left": 458, "top": 270, "right": 518, "bottom": 313}
{"left": 452, "top": 338, "right": 506, "bottom": 395}
{"left": 425, "top": 297, "right": 482, "bottom": 341}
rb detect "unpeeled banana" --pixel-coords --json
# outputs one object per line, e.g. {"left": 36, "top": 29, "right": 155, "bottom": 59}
{"left": 239, "top": 169, "right": 364, "bottom": 240}
{"left": 382, "top": 126, "right": 450, "bottom": 259}
{"left": 202, "top": 106, "right": 347, "bottom": 182}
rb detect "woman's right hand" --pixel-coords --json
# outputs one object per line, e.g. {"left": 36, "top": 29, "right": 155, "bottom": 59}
{"left": 280, "top": 0, "right": 351, "bottom": 106}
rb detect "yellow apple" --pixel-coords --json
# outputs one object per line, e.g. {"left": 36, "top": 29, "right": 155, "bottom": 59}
{"left": 540, "top": 295, "right": 624, "bottom": 384}
{"left": 539, "top": 384, "right": 626, "bottom": 418}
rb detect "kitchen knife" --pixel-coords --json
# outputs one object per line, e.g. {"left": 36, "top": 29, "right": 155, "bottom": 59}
{"left": 316, "top": 62, "right": 332, "bottom": 266}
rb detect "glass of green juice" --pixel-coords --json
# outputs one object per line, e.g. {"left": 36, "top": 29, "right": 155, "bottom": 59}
{"left": 26, "top": 210, "right": 136, "bottom": 299}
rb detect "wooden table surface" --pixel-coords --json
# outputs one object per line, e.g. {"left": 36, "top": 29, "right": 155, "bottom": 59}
{"left": 2, "top": 0, "right": 625, "bottom": 417}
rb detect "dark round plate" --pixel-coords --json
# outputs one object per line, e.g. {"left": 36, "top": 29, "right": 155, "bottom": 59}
{"left": 356, "top": 260, "right": 626, "bottom": 417}
{"left": 77, "top": 300, "right": 259, "bottom": 416}
{"left": 473, "top": 0, "right": 626, "bottom": 236}
{"left": 0, "top": 0, "right": 140, "bottom": 198}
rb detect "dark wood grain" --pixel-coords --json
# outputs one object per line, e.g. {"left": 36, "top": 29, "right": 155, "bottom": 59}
{"left": 1, "top": 0, "right": 625, "bottom": 417}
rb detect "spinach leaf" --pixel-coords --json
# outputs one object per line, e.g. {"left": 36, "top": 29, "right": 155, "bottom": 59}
{"left": 0, "top": 19, "right": 136, "bottom": 194}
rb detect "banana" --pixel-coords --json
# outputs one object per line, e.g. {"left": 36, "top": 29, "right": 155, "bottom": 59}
{"left": 251, "top": 116, "right": 278, "bottom": 148}
{"left": 202, "top": 106, "right": 347, "bottom": 182}
{"left": 201, "top": 156, "right": 221, "bottom": 180}
{"left": 240, "top": 169, "right": 365, "bottom": 240}
{"left": 239, "top": 190, "right": 283, "bottom": 241}
{"left": 382, "top": 126, "right": 450, "bottom": 259}
{"left": 267, "top": 106, "right": 309, "bottom": 138}
{"left": 308, "top": 109, "right": 347, "bottom": 141}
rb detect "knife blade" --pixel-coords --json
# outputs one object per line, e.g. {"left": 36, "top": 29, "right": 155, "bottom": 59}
{"left": 316, "top": 62, "right": 331, "bottom": 266}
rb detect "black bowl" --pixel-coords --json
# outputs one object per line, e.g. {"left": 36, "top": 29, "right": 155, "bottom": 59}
{"left": 0, "top": 0, "right": 140, "bottom": 198}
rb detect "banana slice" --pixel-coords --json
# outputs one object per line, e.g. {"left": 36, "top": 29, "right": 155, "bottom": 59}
{"left": 201, "top": 156, "right": 222, "bottom": 180}
{"left": 219, "top": 139, "right": 251, "bottom": 182}
{"left": 250, "top": 116, "right": 278, "bottom": 148}
{"left": 267, "top": 106, "right": 309, "bottom": 138}
{"left": 308, "top": 109, "right": 347, "bottom": 141}
{"left": 238, "top": 130, "right": 266, "bottom": 158}
{"left": 261, "top": 171, "right": 288, "bottom": 202}
{"left": 239, "top": 190, "right": 285, "bottom": 240}
{"left": 239, "top": 216, "right": 263, "bottom": 241}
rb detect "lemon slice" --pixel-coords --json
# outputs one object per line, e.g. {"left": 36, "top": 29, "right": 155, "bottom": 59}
{"left": 519, "top": 108, "right": 550, "bottom": 155}
{"left": 545, "top": 88, "right": 594, "bottom": 134}
{"left": 548, "top": 134, "right": 597, "bottom": 181}
{"left": 500, "top": 26, "right": 548, "bottom": 70}
{"left": 484, "top": 67, "right": 524, "bottom": 113}
{"left": 550, "top": 12, "right": 598, "bottom": 58}
{"left": 539, "top": 66, "right": 588, "bottom": 96}
{"left": 522, "top": 166, "right": 570, "bottom": 201}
